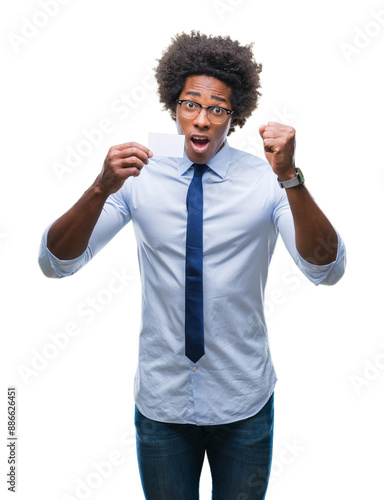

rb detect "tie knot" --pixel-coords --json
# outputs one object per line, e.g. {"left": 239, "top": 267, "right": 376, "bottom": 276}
{"left": 192, "top": 164, "right": 208, "bottom": 178}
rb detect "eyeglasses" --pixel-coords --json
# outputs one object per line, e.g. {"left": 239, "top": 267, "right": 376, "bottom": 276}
{"left": 176, "top": 99, "right": 234, "bottom": 125}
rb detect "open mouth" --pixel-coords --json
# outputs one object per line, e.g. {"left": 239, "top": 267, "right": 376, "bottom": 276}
{"left": 190, "top": 135, "right": 210, "bottom": 153}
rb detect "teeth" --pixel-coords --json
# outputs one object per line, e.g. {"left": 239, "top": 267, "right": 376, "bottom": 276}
{"left": 192, "top": 136, "right": 208, "bottom": 141}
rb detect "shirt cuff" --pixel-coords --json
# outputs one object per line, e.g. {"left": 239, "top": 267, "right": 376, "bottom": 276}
{"left": 296, "top": 232, "right": 346, "bottom": 286}
{"left": 38, "top": 225, "right": 88, "bottom": 278}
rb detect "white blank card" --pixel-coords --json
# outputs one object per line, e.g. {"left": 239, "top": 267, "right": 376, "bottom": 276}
{"left": 148, "top": 133, "right": 185, "bottom": 158}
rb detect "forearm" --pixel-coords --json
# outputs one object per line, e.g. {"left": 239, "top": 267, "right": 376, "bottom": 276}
{"left": 285, "top": 184, "right": 338, "bottom": 265}
{"left": 47, "top": 181, "right": 109, "bottom": 260}
{"left": 259, "top": 122, "right": 340, "bottom": 267}
{"left": 43, "top": 141, "right": 151, "bottom": 265}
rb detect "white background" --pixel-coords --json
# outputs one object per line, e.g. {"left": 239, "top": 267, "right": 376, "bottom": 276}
{"left": 1, "top": 0, "right": 383, "bottom": 499}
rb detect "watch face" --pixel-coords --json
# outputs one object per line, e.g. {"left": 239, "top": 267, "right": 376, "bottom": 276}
{"left": 296, "top": 167, "right": 305, "bottom": 184}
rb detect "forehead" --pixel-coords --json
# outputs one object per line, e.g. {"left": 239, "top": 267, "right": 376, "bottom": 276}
{"left": 179, "top": 75, "right": 232, "bottom": 105}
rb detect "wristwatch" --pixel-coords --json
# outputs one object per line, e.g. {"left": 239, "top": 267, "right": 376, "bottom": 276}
{"left": 278, "top": 167, "right": 305, "bottom": 189}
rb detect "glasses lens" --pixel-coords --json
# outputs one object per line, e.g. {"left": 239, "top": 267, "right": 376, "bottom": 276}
{"left": 207, "top": 106, "right": 227, "bottom": 124}
{"left": 180, "top": 101, "right": 199, "bottom": 119}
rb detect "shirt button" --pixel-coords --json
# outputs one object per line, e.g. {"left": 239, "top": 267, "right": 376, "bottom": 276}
{"left": 193, "top": 366, "right": 197, "bottom": 372}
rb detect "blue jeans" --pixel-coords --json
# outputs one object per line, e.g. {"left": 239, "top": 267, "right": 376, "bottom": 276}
{"left": 134, "top": 393, "right": 274, "bottom": 500}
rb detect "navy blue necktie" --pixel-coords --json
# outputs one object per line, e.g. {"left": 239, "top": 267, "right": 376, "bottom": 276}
{"left": 185, "top": 164, "right": 207, "bottom": 363}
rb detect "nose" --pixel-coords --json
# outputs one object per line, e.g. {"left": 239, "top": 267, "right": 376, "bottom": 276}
{"left": 193, "top": 107, "right": 210, "bottom": 128}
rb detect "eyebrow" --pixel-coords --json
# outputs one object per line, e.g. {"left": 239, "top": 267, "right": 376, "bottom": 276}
{"left": 185, "top": 91, "right": 228, "bottom": 104}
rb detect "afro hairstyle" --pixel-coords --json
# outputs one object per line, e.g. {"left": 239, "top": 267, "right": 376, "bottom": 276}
{"left": 154, "top": 31, "right": 262, "bottom": 134}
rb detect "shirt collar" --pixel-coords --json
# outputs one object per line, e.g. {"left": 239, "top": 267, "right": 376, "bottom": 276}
{"left": 177, "top": 139, "right": 231, "bottom": 179}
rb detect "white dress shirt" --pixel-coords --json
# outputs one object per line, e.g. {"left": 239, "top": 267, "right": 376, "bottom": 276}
{"left": 39, "top": 140, "right": 346, "bottom": 425}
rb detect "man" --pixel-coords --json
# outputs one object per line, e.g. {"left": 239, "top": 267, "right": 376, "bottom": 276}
{"left": 39, "top": 32, "right": 346, "bottom": 500}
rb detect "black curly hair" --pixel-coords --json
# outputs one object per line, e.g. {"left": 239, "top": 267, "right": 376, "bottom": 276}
{"left": 154, "top": 31, "right": 262, "bottom": 135}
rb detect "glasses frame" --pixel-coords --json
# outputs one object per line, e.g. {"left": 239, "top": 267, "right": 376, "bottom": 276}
{"left": 176, "top": 99, "right": 234, "bottom": 124}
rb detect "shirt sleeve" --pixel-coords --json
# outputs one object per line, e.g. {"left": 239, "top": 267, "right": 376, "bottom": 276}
{"left": 38, "top": 182, "right": 132, "bottom": 278}
{"left": 272, "top": 179, "right": 346, "bottom": 286}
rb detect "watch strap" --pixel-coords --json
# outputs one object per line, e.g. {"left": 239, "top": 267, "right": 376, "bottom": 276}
{"left": 278, "top": 168, "right": 305, "bottom": 189}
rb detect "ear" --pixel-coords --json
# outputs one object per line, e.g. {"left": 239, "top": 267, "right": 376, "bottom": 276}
{"left": 230, "top": 118, "right": 238, "bottom": 129}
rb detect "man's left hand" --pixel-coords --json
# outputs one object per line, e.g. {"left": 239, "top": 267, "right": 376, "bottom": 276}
{"left": 259, "top": 122, "right": 296, "bottom": 181}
